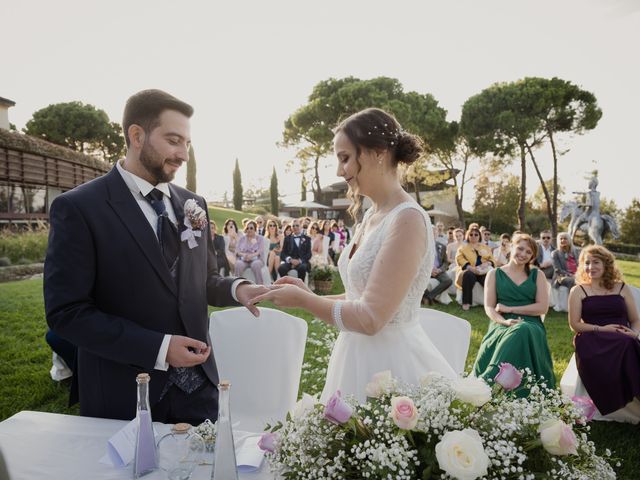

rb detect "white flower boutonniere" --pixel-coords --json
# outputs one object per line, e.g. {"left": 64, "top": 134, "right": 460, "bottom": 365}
{"left": 181, "top": 199, "right": 207, "bottom": 249}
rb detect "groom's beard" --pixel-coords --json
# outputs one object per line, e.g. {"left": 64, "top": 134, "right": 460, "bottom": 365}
{"left": 139, "top": 141, "right": 178, "bottom": 184}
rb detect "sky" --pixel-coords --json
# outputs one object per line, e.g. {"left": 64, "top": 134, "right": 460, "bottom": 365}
{"left": 2, "top": 0, "right": 639, "bottom": 210}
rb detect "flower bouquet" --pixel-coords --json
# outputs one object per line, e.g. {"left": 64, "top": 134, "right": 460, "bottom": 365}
{"left": 259, "top": 366, "right": 617, "bottom": 479}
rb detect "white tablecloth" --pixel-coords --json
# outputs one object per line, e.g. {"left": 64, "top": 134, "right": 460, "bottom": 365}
{"left": 0, "top": 411, "right": 274, "bottom": 480}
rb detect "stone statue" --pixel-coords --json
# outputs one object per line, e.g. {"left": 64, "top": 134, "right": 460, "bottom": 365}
{"left": 559, "top": 172, "right": 619, "bottom": 245}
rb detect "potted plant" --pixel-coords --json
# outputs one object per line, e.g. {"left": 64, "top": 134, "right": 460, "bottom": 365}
{"left": 310, "top": 264, "right": 335, "bottom": 295}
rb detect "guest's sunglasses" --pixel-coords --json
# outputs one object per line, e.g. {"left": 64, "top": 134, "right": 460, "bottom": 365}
{"left": 542, "top": 236, "right": 551, "bottom": 240}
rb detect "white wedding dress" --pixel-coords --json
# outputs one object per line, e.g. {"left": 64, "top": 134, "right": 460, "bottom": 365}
{"left": 321, "top": 201, "right": 457, "bottom": 403}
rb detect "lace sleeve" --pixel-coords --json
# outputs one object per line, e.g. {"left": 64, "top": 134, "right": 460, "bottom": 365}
{"left": 338, "top": 208, "right": 427, "bottom": 335}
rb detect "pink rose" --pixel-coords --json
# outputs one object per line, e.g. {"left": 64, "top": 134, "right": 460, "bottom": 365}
{"left": 389, "top": 396, "right": 418, "bottom": 430}
{"left": 494, "top": 363, "right": 523, "bottom": 391}
{"left": 571, "top": 396, "right": 597, "bottom": 422}
{"left": 538, "top": 419, "right": 578, "bottom": 456}
{"left": 323, "top": 390, "right": 353, "bottom": 425}
{"left": 257, "top": 432, "right": 278, "bottom": 453}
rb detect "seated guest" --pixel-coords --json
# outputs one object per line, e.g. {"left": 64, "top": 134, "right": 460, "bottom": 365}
{"left": 309, "top": 221, "right": 328, "bottom": 267}
{"left": 423, "top": 228, "right": 453, "bottom": 305}
{"left": 255, "top": 215, "right": 266, "bottom": 236}
{"left": 446, "top": 228, "right": 465, "bottom": 266}
{"left": 234, "top": 220, "right": 267, "bottom": 285}
{"left": 552, "top": 232, "right": 580, "bottom": 289}
{"left": 447, "top": 226, "right": 455, "bottom": 245}
{"left": 278, "top": 219, "right": 312, "bottom": 282}
{"left": 473, "top": 234, "right": 554, "bottom": 394}
{"left": 456, "top": 226, "right": 495, "bottom": 310}
{"left": 535, "top": 230, "right": 555, "bottom": 279}
{"left": 265, "top": 219, "right": 283, "bottom": 281}
{"left": 337, "top": 218, "right": 351, "bottom": 245}
{"left": 568, "top": 245, "right": 640, "bottom": 418}
{"left": 320, "top": 220, "right": 337, "bottom": 265}
{"left": 434, "top": 221, "right": 448, "bottom": 246}
{"left": 223, "top": 218, "right": 242, "bottom": 272}
{"left": 480, "top": 226, "right": 499, "bottom": 249}
{"left": 330, "top": 221, "right": 343, "bottom": 254}
{"left": 492, "top": 233, "right": 512, "bottom": 267}
{"left": 210, "top": 221, "right": 230, "bottom": 276}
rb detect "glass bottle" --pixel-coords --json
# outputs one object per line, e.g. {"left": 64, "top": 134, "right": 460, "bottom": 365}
{"left": 211, "top": 380, "right": 238, "bottom": 480}
{"left": 157, "top": 423, "right": 206, "bottom": 480}
{"left": 133, "top": 373, "right": 158, "bottom": 478}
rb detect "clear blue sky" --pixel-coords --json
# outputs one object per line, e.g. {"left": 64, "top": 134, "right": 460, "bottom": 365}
{"left": 2, "top": 0, "right": 638, "bottom": 209}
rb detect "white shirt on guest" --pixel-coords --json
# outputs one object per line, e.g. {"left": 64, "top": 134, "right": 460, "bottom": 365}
{"left": 541, "top": 244, "right": 553, "bottom": 264}
{"left": 116, "top": 161, "right": 245, "bottom": 371}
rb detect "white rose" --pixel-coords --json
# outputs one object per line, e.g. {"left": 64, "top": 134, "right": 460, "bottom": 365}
{"left": 290, "top": 393, "right": 318, "bottom": 419}
{"left": 538, "top": 419, "right": 578, "bottom": 456}
{"left": 365, "top": 370, "right": 394, "bottom": 398}
{"left": 435, "top": 429, "right": 489, "bottom": 480}
{"left": 453, "top": 376, "right": 492, "bottom": 407}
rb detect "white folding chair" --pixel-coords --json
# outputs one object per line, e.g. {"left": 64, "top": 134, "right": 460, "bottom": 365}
{"left": 209, "top": 307, "right": 308, "bottom": 431}
{"left": 321, "top": 236, "right": 331, "bottom": 264}
{"left": 417, "top": 308, "right": 472, "bottom": 374}
{"left": 552, "top": 285, "right": 569, "bottom": 312}
{"left": 455, "top": 283, "right": 484, "bottom": 307}
{"left": 559, "top": 284, "right": 640, "bottom": 424}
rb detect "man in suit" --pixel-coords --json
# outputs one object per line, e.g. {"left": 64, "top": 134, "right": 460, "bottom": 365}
{"left": 255, "top": 215, "right": 266, "bottom": 236}
{"left": 422, "top": 228, "right": 453, "bottom": 305}
{"left": 44, "top": 89, "right": 266, "bottom": 425}
{"left": 535, "top": 230, "right": 555, "bottom": 279}
{"left": 278, "top": 219, "right": 312, "bottom": 282}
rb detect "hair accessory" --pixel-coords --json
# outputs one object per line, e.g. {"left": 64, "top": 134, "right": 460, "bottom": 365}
{"left": 332, "top": 300, "right": 347, "bottom": 331}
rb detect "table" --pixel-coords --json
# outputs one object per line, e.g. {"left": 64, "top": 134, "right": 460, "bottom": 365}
{"left": 0, "top": 411, "right": 274, "bottom": 480}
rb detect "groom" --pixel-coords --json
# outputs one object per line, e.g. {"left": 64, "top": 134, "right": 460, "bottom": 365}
{"left": 44, "top": 89, "right": 266, "bottom": 425}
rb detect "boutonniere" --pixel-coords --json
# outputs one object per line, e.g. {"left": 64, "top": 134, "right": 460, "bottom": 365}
{"left": 181, "top": 199, "right": 207, "bottom": 249}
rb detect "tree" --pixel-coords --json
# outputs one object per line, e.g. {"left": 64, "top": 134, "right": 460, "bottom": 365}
{"left": 428, "top": 121, "right": 476, "bottom": 227}
{"left": 270, "top": 167, "right": 279, "bottom": 214}
{"left": 232, "top": 158, "right": 243, "bottom": 211}
{"left": 461, "top": 82, "right": 544, "bottom": 231}
{"left": 186, "top": 145, "right": 196, "bottom": 193}
{"left": 24, "top": 101, "right": 125, "bottom": 162}
{"left": 472, "top": 168, "right": 521, "bottom": 234}
{"left": 281, "top": 77, "right": 449, "bottom": 201}
{"left": 531, "top": 178, "right": 565, "bottom": 213}
{"left": 620, "top": 199, "right": 640, "bottom": 244}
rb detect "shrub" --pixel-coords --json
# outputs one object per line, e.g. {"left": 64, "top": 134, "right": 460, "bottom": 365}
{"left": 0, "top": 257, "right": 11, "bottom": 267}
{"left": 0, "top": 228, "right": 49, "bottom": 263}
{"left": 604, "top": 241, "right": 640, "bottom": 256}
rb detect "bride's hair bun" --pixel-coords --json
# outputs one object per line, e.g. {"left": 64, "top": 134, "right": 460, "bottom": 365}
{"left": 334, "top": 108, "right": 423, "bottom": 166}
{"left": 394, "top": 131, "right": 423, "bottom": 166}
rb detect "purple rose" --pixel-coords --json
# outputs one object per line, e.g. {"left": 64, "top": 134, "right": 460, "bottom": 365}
{"left": 494, "top": 363, "right": 523, "bottom": 391}
{"left": 258, "top": 432, "right": 278, "bottom": 453}
{"left": 571, "top": 396, "right": 597, "bottom": 422}
{"left": 323, "top": 390, "right": 353, "bottom": 425}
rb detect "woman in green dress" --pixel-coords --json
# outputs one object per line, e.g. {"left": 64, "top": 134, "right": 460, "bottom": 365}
{"left": 473, "top": 233, "right": 554, "bottom": 393}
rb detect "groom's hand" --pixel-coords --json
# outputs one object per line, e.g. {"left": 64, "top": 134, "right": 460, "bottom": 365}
{"left": 236, "top": 283, "right": 269, "bottom": 317}
{"left": 167, "top": 335, "right": 211, "bottom": 367}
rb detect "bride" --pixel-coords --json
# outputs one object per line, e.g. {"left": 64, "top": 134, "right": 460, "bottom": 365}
{"left": 249, "top": 108, "right": 456, "bottom": 402}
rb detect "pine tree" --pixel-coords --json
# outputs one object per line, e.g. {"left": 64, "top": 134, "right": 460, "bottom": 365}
{"left": 270, "top": 166, "right": 279, "bottom": 214}
{"left": 232, "top": 158, "right": 243, "bottom": 211}
{"left": 186, "top": 145, "right": 197, "bottom": 193}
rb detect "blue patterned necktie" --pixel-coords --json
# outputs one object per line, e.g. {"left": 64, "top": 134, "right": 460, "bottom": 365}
{"left": 145, "top": 189, "right": 179, "bottom": 270}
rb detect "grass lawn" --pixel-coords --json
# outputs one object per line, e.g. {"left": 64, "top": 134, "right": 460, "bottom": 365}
{"left": 1, "top": 261, "right": 639, "bottom": 477}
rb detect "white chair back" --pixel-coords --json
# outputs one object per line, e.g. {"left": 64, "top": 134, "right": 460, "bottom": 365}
{"left": 416, "top": 308, "right": 471, "bottom": 374}
{"left": 209, "top": 307, "right": 307, "bottom": 431}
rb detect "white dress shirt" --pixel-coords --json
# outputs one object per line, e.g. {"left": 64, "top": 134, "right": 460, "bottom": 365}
{"left": 116, "top": 161, "right": 245, "bottom": 371}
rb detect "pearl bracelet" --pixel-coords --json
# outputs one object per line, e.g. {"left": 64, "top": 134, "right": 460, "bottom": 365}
{"left": 332, "top": 300, "right": 348, "bottom": 331}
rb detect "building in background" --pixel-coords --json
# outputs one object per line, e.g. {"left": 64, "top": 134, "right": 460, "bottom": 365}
{"left": 0, "top": 96, "right": 110, "bottom": 225}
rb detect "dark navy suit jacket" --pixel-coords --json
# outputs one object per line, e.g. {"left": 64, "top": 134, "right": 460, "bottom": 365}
{"left": 280, "top": 234, "right": 312, "bottom": 264}
{"left": 44, "top": 166, "right": 238, "bottom": 420}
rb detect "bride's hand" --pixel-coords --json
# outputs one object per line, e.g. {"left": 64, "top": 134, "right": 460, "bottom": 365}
{"left": 274, "top": 275, "right": 313, "bottom": 293}
{"left": 248, "top": 284, "right": 312, "bottom": 309}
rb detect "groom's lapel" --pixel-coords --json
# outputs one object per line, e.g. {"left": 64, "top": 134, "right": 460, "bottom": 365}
{"left": 169, "top": 185, "right": 197, "bottom": 296}
{"left": 105, "top": 167, "right": 177, "bottom": 296}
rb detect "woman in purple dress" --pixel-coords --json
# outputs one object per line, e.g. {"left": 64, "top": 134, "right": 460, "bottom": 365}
{"left": 568, "top": 245, "right": 640, "bottom": 416}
